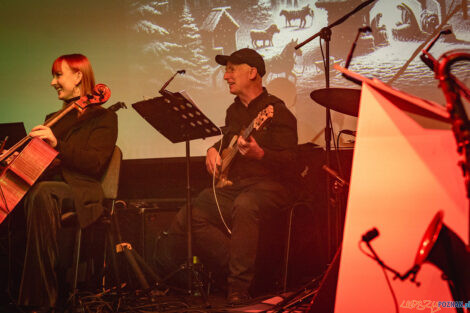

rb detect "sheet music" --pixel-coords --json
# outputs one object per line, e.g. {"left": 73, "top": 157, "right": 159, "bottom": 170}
{"left": 178, "top": 90, "right": 199, "bottom": 109}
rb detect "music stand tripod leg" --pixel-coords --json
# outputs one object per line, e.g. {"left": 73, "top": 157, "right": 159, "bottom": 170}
{"left": 121, "top": 246, "right": 150, "bottom": 289}
{"left": 130, "top": 247, "right": 162, "bottom": 283}
{"left": 183, "top": 138, "right": 210, "bottom": 306}
{"left": 132, "top": 90, "right": 220, "bottom": 306}
{"left": 156, "top": 139, "right": 210, "bottom": 305}
{"left": 103, "top": 219, "right": 122, "bottom": 292}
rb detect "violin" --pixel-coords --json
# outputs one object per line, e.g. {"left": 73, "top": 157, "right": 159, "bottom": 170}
{"left": 0, "top": 84, "right": 111, "bottom": 223}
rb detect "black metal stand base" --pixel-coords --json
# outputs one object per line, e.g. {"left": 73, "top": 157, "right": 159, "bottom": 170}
{"left": 159, "top": 262, "right": 211, "bottom": 307}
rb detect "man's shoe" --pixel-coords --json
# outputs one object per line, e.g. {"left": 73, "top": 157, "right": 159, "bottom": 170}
{"left": 227, "top": 290, "right": 251, "bottom": 306}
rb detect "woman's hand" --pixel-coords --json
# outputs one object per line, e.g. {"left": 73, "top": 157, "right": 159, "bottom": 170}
{"left": 29, "top": 125, "right": 57, "bottom": 148}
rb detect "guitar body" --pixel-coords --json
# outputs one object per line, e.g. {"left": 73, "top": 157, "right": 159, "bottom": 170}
{"left": 0, "top": 138, "right": 58, "bottom": 223}
{"left": 216, "top": 135, "right": 239, "bottom": 188}
{"left": 214, "top": 104, "right": 274, "bottom": 188}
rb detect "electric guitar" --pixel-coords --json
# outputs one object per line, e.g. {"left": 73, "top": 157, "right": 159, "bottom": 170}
{"left": 216, "top": 105, "right": 274, "bottom": 188}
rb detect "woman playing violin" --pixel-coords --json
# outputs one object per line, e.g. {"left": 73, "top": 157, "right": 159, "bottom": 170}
{"left": 28, "top": 53, "right": 95, "bottom": 146}
{"left": 15, "top": 54, "right": 118, "bottom": 311}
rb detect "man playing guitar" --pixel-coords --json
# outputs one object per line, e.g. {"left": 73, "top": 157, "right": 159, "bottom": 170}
{"left": 159, "top": 48, "right": 298, "bottom": 305}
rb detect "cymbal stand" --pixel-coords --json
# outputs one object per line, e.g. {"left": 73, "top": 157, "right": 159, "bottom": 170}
{"left": 322, "top": 165, "right": 350, "bottom": 248}
{"left": 295, "top": 0, "right": 376, "bottom": 259}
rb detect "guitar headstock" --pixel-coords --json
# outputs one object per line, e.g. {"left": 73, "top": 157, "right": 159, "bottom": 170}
{"left": 253, "top": 105, "right": 274, "bottom": 130}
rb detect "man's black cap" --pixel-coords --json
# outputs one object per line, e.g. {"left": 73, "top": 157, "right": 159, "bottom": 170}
{"left": 215, "top": 48, "right": 266, "bottom": 77}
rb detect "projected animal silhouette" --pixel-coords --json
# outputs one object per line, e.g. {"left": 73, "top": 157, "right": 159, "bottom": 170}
{"left": 250, "top": 24, "right": 280, "bottom": 48}
{"left": 265, "top": 39, "right": 302, "bottom": 83}
{"left": 279, "top": 5, "right": 314, "bottom": 28}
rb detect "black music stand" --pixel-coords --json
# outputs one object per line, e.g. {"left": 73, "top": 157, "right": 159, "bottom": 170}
{"left": 0, "top": 122, "right": 27, "bottom": 150}
{"left": 132, "top": 90, "right": 219, "bottom": 300}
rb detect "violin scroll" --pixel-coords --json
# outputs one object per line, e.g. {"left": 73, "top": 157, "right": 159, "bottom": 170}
{"left": 75, "top": 83, "right": 111, "bottom": 110}
{"left": 92, "top": 84, "right": 111, "bottom": 104}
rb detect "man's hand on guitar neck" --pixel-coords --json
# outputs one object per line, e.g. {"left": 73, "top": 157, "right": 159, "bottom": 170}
{"left": 238, "top": 135, "right": 264, "bottom": 160}
{"left": 206, "top": 147, "right": 222, "bottom": 176}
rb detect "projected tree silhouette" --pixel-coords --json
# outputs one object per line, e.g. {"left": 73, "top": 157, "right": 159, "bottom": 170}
{"left": 133, "top": 1, "right": 173, "bottom": 57}
{"left": 231, "top": 0, "right": 272, "bottom": 29}
{"left": 132, "top": 0, "right": 211, "bottom": 87}
{"left": 168, "top": 4, "right": 211, "bottom": 88}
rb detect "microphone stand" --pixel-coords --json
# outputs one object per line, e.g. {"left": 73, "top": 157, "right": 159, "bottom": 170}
{"left": 159, "top": 70, "right": 186, "bottom": 95}
{"left": 295, "top": 0, "right": 377, "bottom": 259}
{"left": 420, "top": 31, "right": 470, "bottom": 249}
{"left": 362, "top": 235, "right": 421, "bottom": 285}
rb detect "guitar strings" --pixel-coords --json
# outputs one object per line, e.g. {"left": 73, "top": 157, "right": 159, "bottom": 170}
{"left": 212, "top": 127, "right": 232, "bottom": 235}
{"left": 212, "top": 107, "right": 272, "bottom": 236}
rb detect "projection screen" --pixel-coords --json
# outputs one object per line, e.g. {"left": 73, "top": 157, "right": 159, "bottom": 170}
{"left": 1, "top": 0, "right": 469, "bottom": 159}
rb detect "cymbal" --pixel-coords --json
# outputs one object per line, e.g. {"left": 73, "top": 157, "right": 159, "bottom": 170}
{"left": 310, "top": 88, "right": 361, "bottom": 117}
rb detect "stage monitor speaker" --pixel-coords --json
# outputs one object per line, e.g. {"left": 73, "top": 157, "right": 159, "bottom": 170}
{"left": 142, "top": 207, "right": 179, "bottom": 264}
{"left": 116, "top": 203, "right": 178, "bottom": 265}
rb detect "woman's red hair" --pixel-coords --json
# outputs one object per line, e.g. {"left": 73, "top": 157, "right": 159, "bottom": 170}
{"left": 52, "top": 54, "right": 95, "bottom": 96}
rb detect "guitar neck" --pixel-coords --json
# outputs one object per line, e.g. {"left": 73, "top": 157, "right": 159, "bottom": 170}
{"left": 240, "top": 120, "right": 255, "bottom": 140}
{"left": 220, "top": 120, "right": 256, "bottom": 172}
{"left": 220, "top": 105, "right": 273, "bottom": 174}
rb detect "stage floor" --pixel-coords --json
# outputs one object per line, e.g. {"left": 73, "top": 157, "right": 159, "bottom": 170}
{"left": 0, "top": 286, "right": 317, "bottom": 312}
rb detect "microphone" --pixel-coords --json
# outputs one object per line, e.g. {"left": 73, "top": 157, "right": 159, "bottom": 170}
{"left": 342, "top": 26, "right": 372, "bottom": 85}
{"left": 362, "top": 228, "right": 379, "bottom": 243}
{"left": 420, "top": 29, "right": 452, "bottom": 71}
{"left": 345, "top": 26, "right": 372, "bottom": 69}
{"left": 441, "top": 29, "right": 452, "bottom": 35}
{"left": 322, "top": 165, "right": 349, "bottom": 187}
{"left": 159, "top": 70, "right": 186, "bottom": 95}
{"left": 341, "top": 129, "right": 356, "bottom": 136}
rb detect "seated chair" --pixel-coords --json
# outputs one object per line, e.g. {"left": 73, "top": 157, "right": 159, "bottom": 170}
{"left": 61, "top": 145, "right": 122, "bottom": 305}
